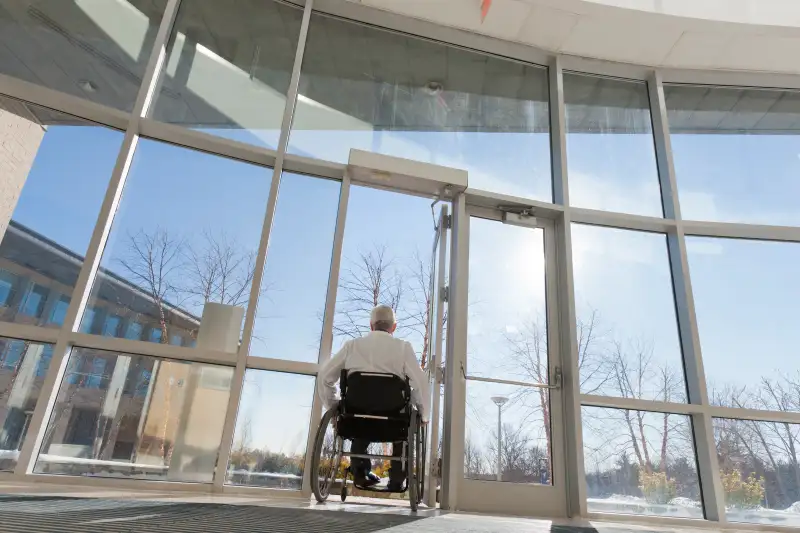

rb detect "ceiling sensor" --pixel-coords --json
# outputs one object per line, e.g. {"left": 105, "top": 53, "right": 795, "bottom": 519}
{"left": 79, "top": 80, "right": 97, "bottom": 93}
{"left": 423, "top": 81, "right": 443, "bottom": 96}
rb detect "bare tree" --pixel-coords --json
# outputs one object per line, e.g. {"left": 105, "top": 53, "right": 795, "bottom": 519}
{"left": 405, "top": 252, "right": 434, "bottom": 369}
{"left": 333, "top": 245, "right": 403, "bottom": 341}
{"left": 576, "top": 309, "right": 611, "bottom": 395}
{"left": 464, "top": 434, "right": 487, "bottom": 477}
{"left": 184, "top": 230, "right": 257, "bottom": 309}
{"left": 404, "top": 252, "right": 448, "bottom": 370}
{"left": 504, "top": 311, "right": 610, "bottom": 476}
{"left": 505, "top": 319, "right": 551, "bottom": 474}
{"left": 117, "top": 227, "right": 186, "bottom": 343}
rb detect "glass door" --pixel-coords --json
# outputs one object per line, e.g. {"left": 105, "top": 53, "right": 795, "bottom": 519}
{"left": 454, "top": 207, "right": 567, "bottom": 517}
{"left": 424, "top": 205, "right": 449, "bottom": 507}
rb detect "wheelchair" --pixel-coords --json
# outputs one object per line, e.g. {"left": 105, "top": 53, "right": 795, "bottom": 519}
{"left": 311, "top": 370, "right": 427, "bottom": 511}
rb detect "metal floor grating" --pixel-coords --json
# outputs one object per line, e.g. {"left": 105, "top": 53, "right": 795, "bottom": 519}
{"left": 0, "top": 496, "right": 424, "bottom": 532}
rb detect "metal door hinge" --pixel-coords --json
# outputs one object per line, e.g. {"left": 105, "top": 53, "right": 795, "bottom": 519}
{"left": 552, "top": 366, "right": 562, "bottom": 389}
{"left": 444, "top": 214, "right": 452, "bottom": 229}
{"left": 435, "top": 365, "right": 445, "bottom": 385}
{"left": 440, "top": 286, "right": 449, "bottom": 302}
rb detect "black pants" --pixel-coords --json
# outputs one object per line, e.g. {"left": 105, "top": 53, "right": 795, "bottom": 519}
{"left": 351, "top": 440, "right": 406, "bottom": 485}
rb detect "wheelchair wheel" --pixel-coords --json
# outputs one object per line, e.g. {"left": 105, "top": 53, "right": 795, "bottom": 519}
{"left": 416, "top": 416, "right": 426, "bottom": 503}
{"left": 407, "top": 412, "right": 419, "bottom": 512}
{"left": 311, "top": 408, "right": 342, "bottom": 503}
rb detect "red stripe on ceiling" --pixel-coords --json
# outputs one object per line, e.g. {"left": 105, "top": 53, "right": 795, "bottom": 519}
{"left": 481, "top": 0, "right": 492, "bottom": 21}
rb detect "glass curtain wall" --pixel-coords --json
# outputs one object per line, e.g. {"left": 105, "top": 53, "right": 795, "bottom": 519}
{"left": 0, "top": 0, "right": 797, "bottom": 528}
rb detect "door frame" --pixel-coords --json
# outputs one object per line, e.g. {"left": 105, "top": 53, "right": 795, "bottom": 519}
{"left": 440, "top": 195, "right": 569, "bottom": 517}
{"left": 303, "top": 159, "right": 463, "bottom": 497}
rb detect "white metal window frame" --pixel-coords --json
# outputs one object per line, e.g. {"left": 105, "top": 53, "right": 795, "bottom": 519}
{"left": 0, "top": 0, "right": 797, "bottom": 528}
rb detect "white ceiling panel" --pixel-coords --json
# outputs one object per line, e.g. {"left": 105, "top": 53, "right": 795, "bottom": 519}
{"left": 715, "top": 36, "right": 800, "bottom": 73}
{"left": 662, "top": 32, "right": 732, "bottom": 69}
{"left": 515, "top": 5, "right": 581, "bottom": 51}
{"left": 559, "top": 14, "right": 684, "bottom": 65}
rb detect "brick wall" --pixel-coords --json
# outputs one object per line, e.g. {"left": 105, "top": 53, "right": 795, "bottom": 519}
{"left": 0, "top": 100, "right": 45, "bottom": 240}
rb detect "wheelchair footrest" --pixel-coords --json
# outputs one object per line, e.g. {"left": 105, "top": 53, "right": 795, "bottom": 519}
{"left": 353, "top": 485, "right": 407, "bottom": 494}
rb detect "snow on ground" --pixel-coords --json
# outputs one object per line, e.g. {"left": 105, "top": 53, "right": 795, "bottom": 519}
{"left": 588, "top": 495, "right": 800, "bottom": 526}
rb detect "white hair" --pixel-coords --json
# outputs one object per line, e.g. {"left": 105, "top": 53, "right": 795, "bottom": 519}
{"left": 370, "top": 305, "right": 396, "bottom": 331}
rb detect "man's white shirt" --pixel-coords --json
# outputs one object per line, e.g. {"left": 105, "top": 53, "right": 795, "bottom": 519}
{"left": 317, "top": 331, "right": 431, "bottom": 422}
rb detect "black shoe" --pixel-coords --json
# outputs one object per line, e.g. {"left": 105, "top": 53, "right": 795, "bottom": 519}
{"left": 354, "top": 472, "right": 380, "bottom": 488}
{"left": 387, "top": 481, "right": 404, "bottom": 492}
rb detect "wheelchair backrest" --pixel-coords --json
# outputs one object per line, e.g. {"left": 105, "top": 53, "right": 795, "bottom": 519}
{"left": 340, "top": 369, "right": 410, "bottom": 416}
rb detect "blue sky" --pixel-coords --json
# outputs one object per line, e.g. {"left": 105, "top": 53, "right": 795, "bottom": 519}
{"left": 5, "top": 112, "right": 799, "bottom": 467}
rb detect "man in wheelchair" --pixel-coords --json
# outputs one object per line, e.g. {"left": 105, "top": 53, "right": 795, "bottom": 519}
{"left": 317, "top": 305, "right": 430, "bottom": 491}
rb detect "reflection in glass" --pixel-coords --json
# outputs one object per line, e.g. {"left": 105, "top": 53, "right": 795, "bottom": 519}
{"left": 82, "top": 139, "right": 271, "bottom": 346}
{"left": 714, "top": 418, "right": 800, "bottom": 526}
{"left": 332, "top": 186, "right": 433, "bottom": 357}
{"left": 666, "top": 85, "right": 800, "bottom": 225}
{"left": 35, "top": 348, "right": 233, "bottom": 482}
{"left": 0, "top": 0, "right": 165, "bottom": 112}
{"left": 250, "top": 174, "right": 339, "bottom": 361}
{"left": 687, "top": 237, "right": 800, "bottom": 409}
{"left": 468, "top": 218, "right": 547, "bottom": 382}
{"left": 291, "top": 14, "right": 552, "bottom": 201}
{"left": 582, "top": 407, "right": 702, "bottom": 518}
{"left": 226, "top": 370, "right": 314, "bottom": 489}
{"left": 465, "top": 380, "right": 552, "bottom": 485}
{"left": 0, "top": 338, "right": 53, "bottom": 471}
{"left": 572, "top": 224, "right": 686, "bottom": 402}
{"left": 0, "top": 96, "right": 123, "bottom": 329}
{"left": 152, "top": 0, "right": 303, "bottom": 149}
{"left": 564, "top": 74, "right": 662, "bottom": 216}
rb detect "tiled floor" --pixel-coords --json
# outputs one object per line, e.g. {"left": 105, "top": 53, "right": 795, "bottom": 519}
{"left": 0, "top": 481, "right": 769, "bottom": 532}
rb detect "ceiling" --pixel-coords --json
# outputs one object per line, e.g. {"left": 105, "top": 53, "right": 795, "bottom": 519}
{"left": 348, "top": 0, "right": 800, "bottom": 74}
{"left": 2, "top": 0, "right": 800, "bottom": 137}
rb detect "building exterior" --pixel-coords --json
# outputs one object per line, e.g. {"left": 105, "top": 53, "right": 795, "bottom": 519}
{"left": 0, "top": 0, "right": 799, "bottom": 529}
{"left": 0, "top": 220, "right": 229, "bottom": 480}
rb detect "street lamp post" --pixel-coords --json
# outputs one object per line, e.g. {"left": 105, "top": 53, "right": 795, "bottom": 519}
{"left": 491, "top": 396, "right": 509, "bottom": 482}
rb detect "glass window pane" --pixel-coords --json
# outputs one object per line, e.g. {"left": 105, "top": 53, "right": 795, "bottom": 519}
{"left": 332, "top": 186, "right": 433, "bottom": 356}
{"left": 48, "top": 296, "right": 70, "bottom": 326}
{"left": 582, "top": 406, "right": 702, "bottom": 518}
{"left": 0, "top": 96, "right": 124, "bottom": 329}
{"left": 465, "top": 380, "right": 552, "bottom": 485}
{"left": 0, "top": 338, "right": 54, "bottom": 471}
{"left": 35, "top": 347, "right": 233, "bottom": 482}
{"left": 125, "top": 322, "right": 143, "bottom": 341}
{"left": 19, "top": 283, "right": 48, "bottom": 317}
{"left": 666, "top": 85, "right": 800, "bottom": 225}
{"left": 572, "top": 225, "right": 687, "bottom": 402}
{"left": 467, "top": 218, "right": 548, "bottom": 383}
{"left": 250, "top": 173, "right": 339, "bottom": 361}
{"left": 564, "top": 74, "right": 662, "bottom": 216}
{"left": 714, "top": 417, "right": 800, "bottom": 526}
{"left": 82, "top": 139, "right": 271, "bottom": 346}
{"left": 687, "top": 237, "right": 800, "bottom": 410}
{"left": 0, "top": 1, "right": 166, "bottom": 112}
{"left": 152, "top": 0, "right": 303, "bottom": 149}
{"left": 290, "top": 14, "right": 552, "bottom": 202}
{"left": 226, "top": 370, "right": 313, "bottom": 489}
{"left": 102, "top": 315, "right": 121, "bottom": 337}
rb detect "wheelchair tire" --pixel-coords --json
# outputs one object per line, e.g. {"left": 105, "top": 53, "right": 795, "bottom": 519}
{"left": 416, "top": 416, "right": 426, "bottom": 503}
{"left": 311, "top": 408, "right": 342, "bottom": 503}
{"left": 407, "top": 412, "right": 419, "bottom": 512}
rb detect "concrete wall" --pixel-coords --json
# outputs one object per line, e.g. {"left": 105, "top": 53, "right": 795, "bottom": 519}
{"left": 0, "top": 100, "right": 44, "bottom": 240}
